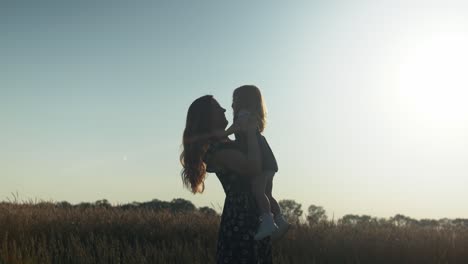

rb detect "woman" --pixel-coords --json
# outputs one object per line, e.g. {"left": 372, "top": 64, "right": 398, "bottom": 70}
{"left": 180, "top": 95, "right": 273, "bottom": 264}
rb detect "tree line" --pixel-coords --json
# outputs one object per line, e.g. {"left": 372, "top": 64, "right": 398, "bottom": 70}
{"left": 279, "top": 199, "right": 468, "bottom": 228}
{"left": 28, "top": 198, "right": 468, "bottom": 228}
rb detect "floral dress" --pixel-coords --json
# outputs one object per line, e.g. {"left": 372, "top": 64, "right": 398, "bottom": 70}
{"left": 204, "top": 140, "right": 273, "bottom": 264}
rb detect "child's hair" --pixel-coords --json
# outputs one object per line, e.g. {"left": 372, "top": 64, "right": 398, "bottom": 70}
{"left": 233, "top": 85, "right": 267, "bottom": 132}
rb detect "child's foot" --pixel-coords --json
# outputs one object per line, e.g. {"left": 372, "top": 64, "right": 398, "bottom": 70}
{"left": 271, "top": 214, "right": 290, "bottom": 240}
{"left": 254, "top": 213, "right": 278, "bottom": 240}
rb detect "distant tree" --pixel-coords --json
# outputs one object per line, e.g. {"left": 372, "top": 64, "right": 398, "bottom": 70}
{"left": 75, "top": 202, "right": 94, "bottom": 209}
{"left": 453, "top": 218, "right": 468, "bottom": 227}
{"left": 338, "top": 214, "right": 379, "bottom": 226}
{"left": 418, "top": 218, "right": 438, "bottom": 227}
{"left": 140, "top": 199, "right": 170, "bottom": 210}
{"left": 390, "top": 214, "right": 418, "bottom": 227}
{"left": 199, "top": 206, "right": 217, "bottom": 216}
{"left": 357, "top": 215, "right": 376, "bottom": 225}
{"left": 119, "top": 202, "right": 141, "bottom": 210}
{"left": 376, "top": 217, "right": 391, "bottom": 226}
{"left": 170, "top": 198, "right": 196, "bottom": 212}
{"left": 95, "top": 199, "right": 111, "bottom": 208}
{"left": 438, "top": 218, "right": 453, "bottom": 228}
{"left": 339, "top": 214, "right": 360, "bottom": 225}
{"left": 56, "top": 201, "right": 72, "bottom": 208}
{"left": 279, "top": 199, "right": 303, "bottom": 224}
{"left": 307, "top": 205, "right": 327, "bottom": 225}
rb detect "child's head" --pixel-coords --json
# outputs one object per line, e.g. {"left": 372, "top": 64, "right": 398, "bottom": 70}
{"left": 232, "top": 85, "right": 267, "bottom": 132}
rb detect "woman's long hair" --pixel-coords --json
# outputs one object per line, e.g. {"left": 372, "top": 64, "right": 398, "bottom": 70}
{"left": 233, "top": 85, "right": 267, "bottom": 132}
{"left": 180, "top": 95, "right": 213, "bottom": 194}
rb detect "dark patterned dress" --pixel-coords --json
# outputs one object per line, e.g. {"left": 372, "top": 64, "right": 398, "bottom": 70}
{"left": 204, "top": 140, "right": 273, "bottom": 264}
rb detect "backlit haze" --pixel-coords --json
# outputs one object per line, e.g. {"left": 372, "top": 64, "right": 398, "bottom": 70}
{"left": 2, "top": 0, "right": 468, "bottom": 220}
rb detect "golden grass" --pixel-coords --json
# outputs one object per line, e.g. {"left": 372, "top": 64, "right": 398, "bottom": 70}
{"left": 1, "top": 202, "right": 468, "bottom": 264}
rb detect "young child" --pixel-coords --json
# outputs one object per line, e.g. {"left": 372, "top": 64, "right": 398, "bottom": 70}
{"left": 232, "top": 85, "right": 289, "bottom": 240}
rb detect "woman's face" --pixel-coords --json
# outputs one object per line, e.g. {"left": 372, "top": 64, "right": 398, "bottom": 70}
{"left": 211, "top": 99, "right": 228, "bottom": 130}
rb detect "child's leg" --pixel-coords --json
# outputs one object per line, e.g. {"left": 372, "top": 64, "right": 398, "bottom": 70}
{"left": 264, "top": 170, "right": 281, "bottom": 216}
{"left": 251, "top": 171, "right": 271, "bottom": 215}
{"left": 252, "top": 170, "right": 278, "bottom": 240}
{"left": 264, "top": 170, "right": 290, "bottom": 240}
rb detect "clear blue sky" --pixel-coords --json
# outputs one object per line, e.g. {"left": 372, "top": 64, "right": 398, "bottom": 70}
{"left": 2, "top": 0, "right": 468, "bottom": 219}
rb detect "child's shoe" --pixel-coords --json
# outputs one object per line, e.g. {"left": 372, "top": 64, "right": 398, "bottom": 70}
{"left": 254, "top": 213, "right": 278, "bottom": 240}
{"left": 271, "top": 214, "right": 290, "bottom": 240}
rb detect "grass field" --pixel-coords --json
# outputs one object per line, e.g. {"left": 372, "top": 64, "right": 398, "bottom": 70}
{"left": 1, "top": 200, "right": 468, "bottom": 264}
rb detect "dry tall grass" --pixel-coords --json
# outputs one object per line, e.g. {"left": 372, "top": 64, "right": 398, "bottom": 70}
{"left": 1, "top": 201, "right": 468, "bottom": 264}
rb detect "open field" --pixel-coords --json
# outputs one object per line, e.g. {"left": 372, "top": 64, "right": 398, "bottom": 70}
{"left": 1, "top": 200, "right": 468, "bottom": 264}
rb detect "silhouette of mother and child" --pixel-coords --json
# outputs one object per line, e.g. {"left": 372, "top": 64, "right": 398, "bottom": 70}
{"left": 180, "top": 85, "right": 290, "bottom": 263}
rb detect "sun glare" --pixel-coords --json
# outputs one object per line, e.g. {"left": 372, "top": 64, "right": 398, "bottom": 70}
{"left": 394, "top": 31, "right": 468, "bottom": 136}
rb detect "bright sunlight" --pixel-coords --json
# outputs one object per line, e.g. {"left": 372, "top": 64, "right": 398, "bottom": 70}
{"left": 396, "top": 31, "right": 468, "bottom": 128}
{"left": 384, "top": 28, "right": 468, "bottom": 153}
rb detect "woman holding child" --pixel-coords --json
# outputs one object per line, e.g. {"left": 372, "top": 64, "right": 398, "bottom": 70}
{"left": 180, "top": 85, "right": 288, "bottom": 264}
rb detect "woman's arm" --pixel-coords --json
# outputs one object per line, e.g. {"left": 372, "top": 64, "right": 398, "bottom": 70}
{"left": 211, "top": 117, "right": 262, "bottom": 176}
{"left": 185, "top": 123, "right": 238, "bottom": 144}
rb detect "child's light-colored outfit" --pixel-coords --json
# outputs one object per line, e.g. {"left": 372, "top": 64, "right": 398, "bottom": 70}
{"left": 235, "top": 110, "right": 289, "bottom": 240}
{"left": 235, "top": 110, "right": 278, "bottom": 173}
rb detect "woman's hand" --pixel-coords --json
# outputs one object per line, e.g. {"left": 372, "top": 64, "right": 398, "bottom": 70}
{"left": 225, "top": 122, "right": 240, "bottom": 136}
{"left": 210, "top": 122, "right": 241, "bottom": 140}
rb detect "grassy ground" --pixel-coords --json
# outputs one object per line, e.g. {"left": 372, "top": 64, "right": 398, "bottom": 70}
{"left": 1, "top": 202, "right": 468, "bottom": 264}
